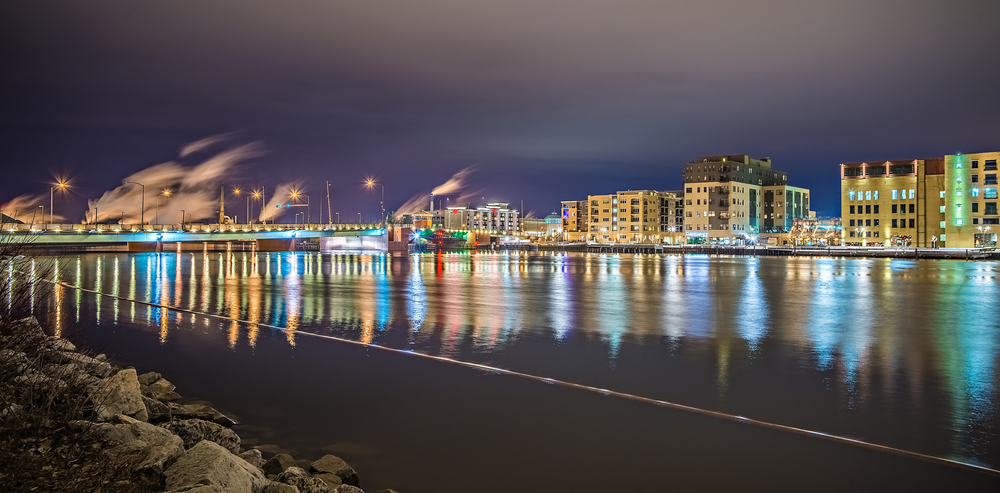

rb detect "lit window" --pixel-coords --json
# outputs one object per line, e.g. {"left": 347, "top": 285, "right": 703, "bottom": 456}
{"left": 940, "top": 234, "right": 946, "bottom": 241}
{"left": 940, "top": 206, "right": 946, "bottom": 213}
{"left": 865, "top": 191, "right": 871, "bottom": 200}
{"left": 892, "top": 190, "right": 898, "bottom": 200}
{"left": 939, "top": 191, "right": 945, "bottom": 198}
{"left": 957, "top": 161, "right": 962, "bottom": 168}
{"left": 849, "top": 190, "right": 855, "bottom": 201}
{"left": 940, "top": 221, "right": 946, "bottom": 228}
{"left": 909, "top": 189, "right": 915, "bottom": 199}
{"left": 956, "top": 219, "right": 963, "bottom": 226}
{"left": 972, "top": 188, "right": 979, "bottom": 197}
{"left": 874, "top": 191, "right": 879, "bottom": 200}
{"left": 957, "top": 176, "right": 962, "bottom": 182}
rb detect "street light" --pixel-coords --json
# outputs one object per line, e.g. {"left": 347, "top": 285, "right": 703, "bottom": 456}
{"left": 365, "top": 179, "right": 385, "bottom": 224}
{"left": 251, "top": 190, "right": 262, "bottom": 225}
{"left": 50, "top": 181, "right": 67, "bottom": 228}
{"left": 290, "top": 191, "right": 310, "bottom": 224}
{"left": 156, "top": 189, "right": 171, "bottom": 225}
{"left": 125, "top": 181, "right": 145, "bottom": 226}
{"left": 357, "top": 212, "right": 361, "bottom": 224}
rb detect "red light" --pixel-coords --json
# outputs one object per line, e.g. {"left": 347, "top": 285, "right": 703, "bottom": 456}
{"left": 439, "top": 241, "right": 443, "bottom": 245}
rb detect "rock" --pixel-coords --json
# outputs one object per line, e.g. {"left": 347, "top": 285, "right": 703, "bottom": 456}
{"left": 95, "top": 353, "right": 109, "bottom": 362}
{"left": 372, "top": 490, "right": 400, "bottom": 493}
{"left": 164, "top": 440, "right": 269, "bottom": 493}
{"left": 312, "top": 473, "right": 342, "bottom": 488}
{"left": 264, "top": 482, "right": 300, "bottom": 493}
{"left": 278, "top": 469, "right": 330, "bottom": 493}
{"left": 144, "top": 395, "right": 171, "bottom": 417}
{"left": 143, "top": 377, "right": 182, "bottom": 402}
{"left": 159, "top": 419, "right": 241, "bottom": 454}
{"left": 10, "top": 316, "right": 45, "bottom": 339}
{"left": 90, "top": 368, "right": 148, "bottom": 422}
{"left": 240, "top": 449, "right": 266, "bottom": 468}
{"left": 153, "top": 403, "right": 236, "bottom": 426}
{"left": 0, "top": 349, "right": 31, "bottom": 373}
{"left": 166, "top": 485, "right": 223, "bottom": 492}
{"left": 309, "top": 455, "right": 360, "bottom": 487}
{"left": 137, "top": 371, "right": 162, "bottom": 386}
{"left": 13, "top": 373, "right": 67, "bottom": 390}
{"left": 108, "top": 414, "right": 186, "bottom": 477}
{"left": 51, "top": 351, "right": 114, "bottom": 377}
{"left": 46, "top": 337, "right": 76, "bottom": 351}
{"left": 262, "top": 453, "right": 298, "bottom": 477}
{"left": 336, "top": 486, "right": 365, "bottom": 493}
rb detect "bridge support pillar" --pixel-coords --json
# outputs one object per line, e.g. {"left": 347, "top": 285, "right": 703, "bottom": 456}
{"left": 127, "top": 242, "right": 159, "bottom": 253}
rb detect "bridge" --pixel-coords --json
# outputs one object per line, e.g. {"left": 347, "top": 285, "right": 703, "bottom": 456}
{"left": 2, "top": 223, "right": 391, "bottom": 252}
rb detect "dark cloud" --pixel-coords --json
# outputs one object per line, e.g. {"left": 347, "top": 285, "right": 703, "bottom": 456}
{"left": 2, "top": 0, "right": 998, "bottom": 219}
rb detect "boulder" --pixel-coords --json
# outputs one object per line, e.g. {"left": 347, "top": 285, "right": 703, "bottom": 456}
{"left": 137, "top": 371, "right": 162, "bottom": 386}
{"left": 166, "top": 485, "right": 222, "bottom": 493}
{"left": 13, "top": 373, "right": 67, "bottom": 391}
{"left": 144, "top": 396, "right": 172, "bottom": 417}
{"left": 46, "top": 337, "right": 76, "bottom": 352}
{"left": 90, "top": 368, "right": 148, "bottom": 422}
{"left": 164, "top": 440, "right": 269, "bottom": 493}
{"left": 336, "top": 486, "right": 365, "bottom": 493}
{"left": 51, "top": 351, "right": 114, "bottom": 377}
{"left": 278, "top": 469, "right": 330, "bottom": 493}
{"left": 309, "top": 455, "right": 360, "bottom": 487}
{"left": 143, "top": 377, "right": 182, "bottom": 402}
{"left": 263, "top": 482, "right": 300, "bottom": 493}
{"left": 107, "top": 414, "right": 186, "bottom": 477}
{"left": 262, "top": 453, "right": 298, "bottom": 477}
{"left": 312, "top": 473, "right": 342, "bottom": 488}
{"left": 0, "top": 349, "right": 30, "bottom": 373}
{"left": 240, "top": 449, "right": 266, "bottom": 468}
{"left": 10, "top": 316, "right": 45, "bottom": 339}
{"left": 159, "top": 419, "right": 241, "bottom": 454}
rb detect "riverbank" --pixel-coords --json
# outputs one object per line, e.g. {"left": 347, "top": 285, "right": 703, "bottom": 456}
{"left": 0, "top": 316, "right": 397, "bottom": 493}
{"left": 537, "top": 243, "right": 998, "bottom": 259}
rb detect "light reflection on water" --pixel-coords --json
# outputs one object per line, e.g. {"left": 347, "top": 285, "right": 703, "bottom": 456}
{"left": 25, "top": 251, "right": 1000, "bottom": 469}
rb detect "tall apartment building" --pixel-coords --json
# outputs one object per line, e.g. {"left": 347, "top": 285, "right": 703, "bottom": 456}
{"left": 586, "top": 190, "right": 683, "bottom": 243}
{"left": 839, "top": 158, "right": 945, "bottom": 247}
{"left": 683, "top": 155, "right": 811, "bottom": 244}
{"left": 944, "top": 152, "right": 999, "bottom": 248}
{"left": 659, "top": 191, "right": 684, "bottom": 235}
{"left": 441, "top": 202, "right": 520, "bottom": 234}
{"left": 560, "top": 200, "right": 589, "bottom": 241}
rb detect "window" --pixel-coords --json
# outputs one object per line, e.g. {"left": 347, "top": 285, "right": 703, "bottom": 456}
{"left": 909, "top": 218, "right": 915, "bottom": 228}
{"left": 987, "top": 203, "right": 998, "bottom": 215}
{"left": 972, "top": 174, "right": 979, "bottom": 183}
{"left": 865, "top": 219, "right": 871, "bottom": 227}
{"left": 940, "top": 206, "right": 946, "bottom": 213}
{"left": 892, "top": 204, "right": 898, "bottom": 213}
{"left": 685, "top": 187, "right": 692, "bottom": 193}
{"left": 909, "top": 204, "right": 915, "bottom": 214}
{"left": 849, "top": 219, "right": 856, "bottom": 226}
{"left": 972, "top": 188, "right": 980, "bottom": 197}
{"left": 940, "top": 221, "right": 946, "bottom": 228}
{"left": 873, "top": 191, "right": 879, "bottom": 200}
{"left": 909, "top": 189, "right": 915, "bottom": 199}
{"left": 939, "top": 191, "right": 945, "bottom": 199}
{"left": 874, "top": 231, "right": 879, "bottom": 238}
{"left": 865, "top": 205, "right": 871, "bottom": 214}
{"left": 892, "top": 219, "right": 898, "bottom": 228}
{"left": 957, "top": 219, "right": 963, "bottom": 226}
{"left": 865, "top": 191, "right": 871, "bottom": 200}
{"left": 985, "top": 174, "right": 997, "bottom": 185}
{"left": 986, "top": 218, "right": 1000, "bottom": 225}
{"left": 892, "top": 190, "right": 898, "bottom": 200}
{"left": 972, "top": 160, "right": 979, "bottom": 168}
{"left": 874, "top": 219, "right": 879, "bottom": 226}
{"left": 986, "top": 160, "right": 998, "bottom": 171}
{"left": 873, "top": 205, "right": 879, "bottom": 214}
{"left": 849, "top": 231, "right": 856, "bottom": 237}
{"left": 987, "top": 188, "right": 998, "bottom": 199}
{"left": 973, "top": 203, "right": 979, "bottom": 213}
{"left": 849, "top": 205, "right": 855, "bottom": 214}
{"left": 973, "top": 218, "right": 979, "bottom": 224}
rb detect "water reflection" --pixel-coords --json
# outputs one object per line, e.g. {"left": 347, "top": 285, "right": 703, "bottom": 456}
{"left": 30, "top": 252, "right": 1000, "bottom": 469}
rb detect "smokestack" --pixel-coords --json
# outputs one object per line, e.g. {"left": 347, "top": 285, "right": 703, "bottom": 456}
{"left": 429, "top": 193, "right": 434, "bottom": 212}
{"left": 219, "top": 185, "right": 225, "bottom": 224}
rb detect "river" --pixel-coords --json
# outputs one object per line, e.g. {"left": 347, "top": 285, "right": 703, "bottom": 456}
{"left": 23, "top": 251, "right": 1000, "bottom": 492}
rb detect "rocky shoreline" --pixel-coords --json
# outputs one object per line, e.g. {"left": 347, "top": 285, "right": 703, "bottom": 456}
{"left": 0, "top": 317, "right": 398, "bottom": 493}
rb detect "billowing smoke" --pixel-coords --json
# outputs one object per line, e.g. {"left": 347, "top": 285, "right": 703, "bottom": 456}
{"left": 395, "top": 166, "right": 476, "bottom": 215}
{"left": 258, "top": 183, "right": 303, "bottom": 223}
{"left": 86, "top": 139, "right": 262, "bottom": 224}
{"left": 1, "top": 194, "right": 66, "bottom": 224}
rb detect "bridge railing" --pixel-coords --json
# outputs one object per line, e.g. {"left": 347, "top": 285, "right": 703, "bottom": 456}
{"left": 1, "top": 223, "right": 384, "bottom": 233}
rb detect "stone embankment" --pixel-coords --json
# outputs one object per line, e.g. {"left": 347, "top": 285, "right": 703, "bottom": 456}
{"left": 0, "top": 317, "right": 398, "bottom": 493}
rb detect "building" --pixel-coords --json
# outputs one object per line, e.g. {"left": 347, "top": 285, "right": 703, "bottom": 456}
{"left": 683, "top": 154, "right": 812, "bottom": 244}
{"left": 944, "top": 152, "right": 999, "bottom": 248}
{"left": 788, "top": 217, "right": 841, "bottom": 246}
{"left": 659, "top": 191, "right": 684, "bottom": 236}
{"left": 586, "top": 190, "right": 683, "bottom": 243}
{"left": 839, "top": 158, "right": 947, "bottom": 247}
{"left": 560, "top": 200, "right": 589, "bottom": 241}
{"left": 523, "top": 213, "right": 563, "bottom": 238}
{"left": 440, "top": 202, "right": 520, "bottom": 235}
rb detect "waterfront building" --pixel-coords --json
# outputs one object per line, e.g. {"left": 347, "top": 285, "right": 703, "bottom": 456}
{"left": 523, "top": 213, "right": 562, "bottom": 238}
{"left": 659, "top": 191, "right": 684, "bottom": 236}
{"left": 560, "top": 200, "right": 589, "bottom": 241}
{"left": 683, "top": 155, "right": 812, "bottom": 244}
{"left": 441, "top": 202, "right": 520, "bottom": 234}
{"left": 788, "top": 217, "right": 842, "bottom": 245}
{"left": 944, "top": 152, "right": 999, "bottom": 248}
{"left": 586, "top": 190, "right": 679, "bottom": 243}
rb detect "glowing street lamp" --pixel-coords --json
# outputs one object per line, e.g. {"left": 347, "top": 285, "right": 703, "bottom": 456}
{"left": 156, "top": 189, "right": 171, "bottom": 225}
{"left": 49, "top": 181, "right": 68, "bottom": 228}
{"left": 365, "top": 179, "right": 385, "bottom": 224}
{"left": 290, "top": 190, "right": 310, "bottom": 223}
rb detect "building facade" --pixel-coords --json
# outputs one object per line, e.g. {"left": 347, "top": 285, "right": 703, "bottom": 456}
{"left": 441, "top": 202, "right": 520, "bottom": 235}
{"left": 683, "top": 155, "right": 811, "bottom": 244}
{"left": 560, "top": 200, "right": 589, "bottom": 241}
{"left": 944, "top": 152, "right": 999, "bottom": 248}
{"left": 584, "top": 190, "right": 683, "bottom": 243}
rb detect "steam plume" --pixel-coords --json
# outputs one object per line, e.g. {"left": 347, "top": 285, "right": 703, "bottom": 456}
{"left": 396, "top": 166, "right": 476, "bottom": 215}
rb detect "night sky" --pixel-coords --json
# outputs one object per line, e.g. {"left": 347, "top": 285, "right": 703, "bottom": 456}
{"left": 3, "top": 0, "right": 998, "bottom": 221}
